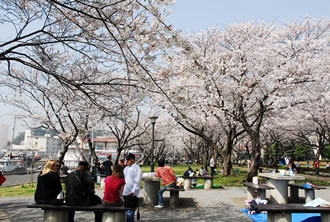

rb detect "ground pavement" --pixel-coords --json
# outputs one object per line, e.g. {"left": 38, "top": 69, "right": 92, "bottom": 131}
{"left": 0, "top": 187, "right": 250, "bottom": 222}
{"left": 1, "top": 186, "right": 329, "bottom": 222}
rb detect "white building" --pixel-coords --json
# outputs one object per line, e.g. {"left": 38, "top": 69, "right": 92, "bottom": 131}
{"left": 23, "top": 130, "right": 62, "bottom": 159}
{"left": 0, "top": 125, "right": 9, "bottom": 150}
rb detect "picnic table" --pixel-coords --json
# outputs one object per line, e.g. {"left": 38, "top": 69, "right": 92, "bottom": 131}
{"left": 255, "top": 203, "right": 330, "bottom": 222}
{"left": 141, "top": 176, "right": 161, "bottom": 205}
{"left": 258, "top": 173, "right": 305, "bottom": 204}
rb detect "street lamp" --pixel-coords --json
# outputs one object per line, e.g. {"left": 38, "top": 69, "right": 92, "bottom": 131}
{"left": 149, "top": 116, "right": 158, "bottom": 172}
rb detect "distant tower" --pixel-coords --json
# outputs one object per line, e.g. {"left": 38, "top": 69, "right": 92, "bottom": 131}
{"left": 0, "top": 125, "right": 9, "bottom": 150}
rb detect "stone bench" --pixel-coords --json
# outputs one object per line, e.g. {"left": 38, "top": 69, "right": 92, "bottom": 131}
{"left": 288, "top": 183, "right": 326, "bottom": 203}
{"left": 254, "top": 203, "right": 330, "bottom": 222}
{"left": 182, "top": 176, "right": 214, "bottom": 190}
{"left": 243, "top": 182, "right": 274, "bottom": 200}
{"left": 165, "top": 187, "right": 184, "bottom": 208}
{"left": 27, "top": 203, "right": 135, "bottom": 222}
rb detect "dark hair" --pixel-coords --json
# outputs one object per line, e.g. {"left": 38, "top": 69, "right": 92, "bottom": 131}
{"left": 126, "top": 153, "right": 135, "bottom": 160}
{"left": 112, "top": 165, "right": 124, "bottom": 178}
{"left": 107, "top": 155, "right": 112, "bottom": 159}
{"left": 158, "top": 159, "right": 165, "bottom": 167}
{"left": 78, "top": 161, "right": 90, "bottom": 170}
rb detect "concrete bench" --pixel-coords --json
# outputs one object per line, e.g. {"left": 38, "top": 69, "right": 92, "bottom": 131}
{"left": 27, "top": 203, "right": 134, "bottom": 222}
{"left": 243, "top": 182, "right": 274, "bottom": 200}
{"left": 288, "top": 183, "right": 326, "bottom": 203}
{"left": 182, "top": 176, "right": 214, "bottom": 190}
{"left": 165, "top": 187, "right": 184, "bottom": 208}
{"left": 255, "top": 203, "right": 330, "bottom": 222}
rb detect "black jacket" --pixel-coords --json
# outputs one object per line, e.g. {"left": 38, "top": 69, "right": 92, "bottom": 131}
{"left": 34, "top": 171, "right": 62, "bottom": 204}
{"left": 65, "top": 170, "right": 95, "bottom": 206}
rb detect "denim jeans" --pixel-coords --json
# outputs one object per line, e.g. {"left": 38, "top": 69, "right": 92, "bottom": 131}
{"left": 158, "top": 182, "right": 176, "bottom": 205}
{"left": 126, "top": 209, "right": 135, "bottom": 222}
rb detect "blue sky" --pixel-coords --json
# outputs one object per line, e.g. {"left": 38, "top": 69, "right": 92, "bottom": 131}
{"left": 1, "top": 0, "right": 329, "bottom": 138}
{"left": 167, "top": 0, "right": 330, "bottom": 32}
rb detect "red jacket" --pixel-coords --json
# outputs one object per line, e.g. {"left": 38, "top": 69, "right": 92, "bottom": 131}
{"left": 156, "top": 166, "right": 176, "bottom": 186}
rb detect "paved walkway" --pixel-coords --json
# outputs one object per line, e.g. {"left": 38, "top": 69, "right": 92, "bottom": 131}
{"left": 1, "top": 186, "right": 329, "bottom": 222}
{"left": 0, "top": 187, "right": 250, "bottom": 222}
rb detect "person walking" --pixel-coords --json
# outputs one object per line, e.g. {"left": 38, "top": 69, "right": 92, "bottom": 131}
{"left": 102, "top": 155, "right": 113, "bottom": 176}
{"left": 60, "top": 162, "right": 69, "bottom": 175}
{"left": 154, "top": 159, "right": 176, "bottom": 208}
{"left": 123, "top": 153, "right": 142, "bottom": 222}
{"left": 314, "top": 159, "right": 320, "bottom": 176}
{"left": 66, "top": 161, "right": 102, "bottom": 222}
{"left": 34, "top": 160, "right": 62, "bottom": 204}
{"left": 210, "top": 155, "right": 216, "bottom": 177}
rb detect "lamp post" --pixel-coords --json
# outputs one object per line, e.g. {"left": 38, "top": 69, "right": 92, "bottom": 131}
{"left": 149, "top": 116, "right": 158, "bottom": 172}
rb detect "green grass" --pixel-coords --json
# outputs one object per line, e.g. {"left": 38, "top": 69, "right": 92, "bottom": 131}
{"left": 0, "top": 183, "right": 66, "bottom": 198}
{"left": 0, "top": 184, "right": 37, "bottom": 197}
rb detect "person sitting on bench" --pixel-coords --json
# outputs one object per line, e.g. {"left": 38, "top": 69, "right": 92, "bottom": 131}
{"left": 154, "top": 159, "right": 176, "bottom": 208}
{"left": 34, "top": 160, "right": 62, "bottom": 204}
{"left": 66, "top": 161, "right": 102, "bottom": 222}
{"left": 103, "top": 164, "right": 126, "bottom": 206}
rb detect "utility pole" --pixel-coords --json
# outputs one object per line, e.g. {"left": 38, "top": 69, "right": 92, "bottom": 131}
{"left": 149, "top": 116, "right": 158, "bottom": 172}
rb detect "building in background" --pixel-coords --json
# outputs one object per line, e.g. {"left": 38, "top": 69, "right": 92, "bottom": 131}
{"left": 10, "top": 129, "right": 62, "bottom": 159}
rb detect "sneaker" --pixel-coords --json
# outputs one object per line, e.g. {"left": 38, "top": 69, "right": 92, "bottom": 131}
{"left": 154, "top": 205, "right": 163, "bottom": 208}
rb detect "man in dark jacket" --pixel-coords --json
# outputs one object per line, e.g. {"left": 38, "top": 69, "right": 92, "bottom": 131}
{"left": 101, "top": 155, "right": 113, "bottom": 176}
{"left": 66, "top": 161, "right": 102, "bottom": 222}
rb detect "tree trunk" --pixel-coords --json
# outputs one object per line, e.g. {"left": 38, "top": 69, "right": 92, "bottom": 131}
{"left": 222, "top": 145, "right": 233, "bottom": 176}
{"left": 223, "top": 154, "right": 232, "bottom": 176}
{"left": 246, "top": 136, "right": 261, "bottom": 182}
{"left": 222, "top": 129, "right": 235, "bottom": 176}
{"left": 58, "top": 143, "right": 70, "bottom": 166}
{"left": 87, "top": 136, "right": 99, "bottom": 165}
{"left": 115, "top": 147, "right": 124, "bottom": 165}
{"left": 247, "top": 153, "right": 261, "bottom": 181}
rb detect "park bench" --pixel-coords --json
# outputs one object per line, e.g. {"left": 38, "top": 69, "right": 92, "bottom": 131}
{"left": 254, "top": 203, "right": 330, "bottom": 222}
{"left": 165, "top": 187, "right": 184, "bottom": 208}
{"left": 27, "top": 203, "right": 135, "bottom": 222}
{"left": 288, "top": 183, "right": 326, "bottom": 203}
{"left": 182, "top": 176, "right": 214, "bottom": 190}
{"left": 243, "top": 182, "right": 274, "bottom": 200}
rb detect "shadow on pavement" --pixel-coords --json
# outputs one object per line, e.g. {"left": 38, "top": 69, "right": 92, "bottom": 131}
{"left": 0, "top": 196, "right": 251, "bottom": 222}
{"left": 0, "top": 200, "right": 43, "bottom": 222}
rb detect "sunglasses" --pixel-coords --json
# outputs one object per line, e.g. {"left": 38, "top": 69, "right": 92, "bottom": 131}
{"left": 54, "top": 164, "right": 59, "bottom": 167}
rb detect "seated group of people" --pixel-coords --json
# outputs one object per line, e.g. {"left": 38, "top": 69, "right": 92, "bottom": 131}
{"left": 184, "top": 166, "right": 209, "bottom": 177}
{"left": 34, "top": 153, "right": 141, "bottom": 222}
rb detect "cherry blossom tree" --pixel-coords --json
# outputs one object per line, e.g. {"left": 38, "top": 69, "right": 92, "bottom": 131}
{"left": 0, "top": 0, "right": 178, "bottom": 163}
{"left": 153, "top": 18, "right": 330, "bottom": 181}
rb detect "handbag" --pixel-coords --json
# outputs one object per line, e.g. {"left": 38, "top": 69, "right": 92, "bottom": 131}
{"left": 123, "top": 195, "right": 140, "bottom": 220}
{"left": 123, "top": 195, "right": 138, "bottom": 208}
{"left": 0, "top": 175, "right": 6, "bottom": 185}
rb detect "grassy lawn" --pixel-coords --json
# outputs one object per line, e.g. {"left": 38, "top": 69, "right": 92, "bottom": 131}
{"left": 0, "top": 164, "right": 328, "bottom": 198}
{"left": 0, "top": 184, "right": 37, "bottom": 197}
